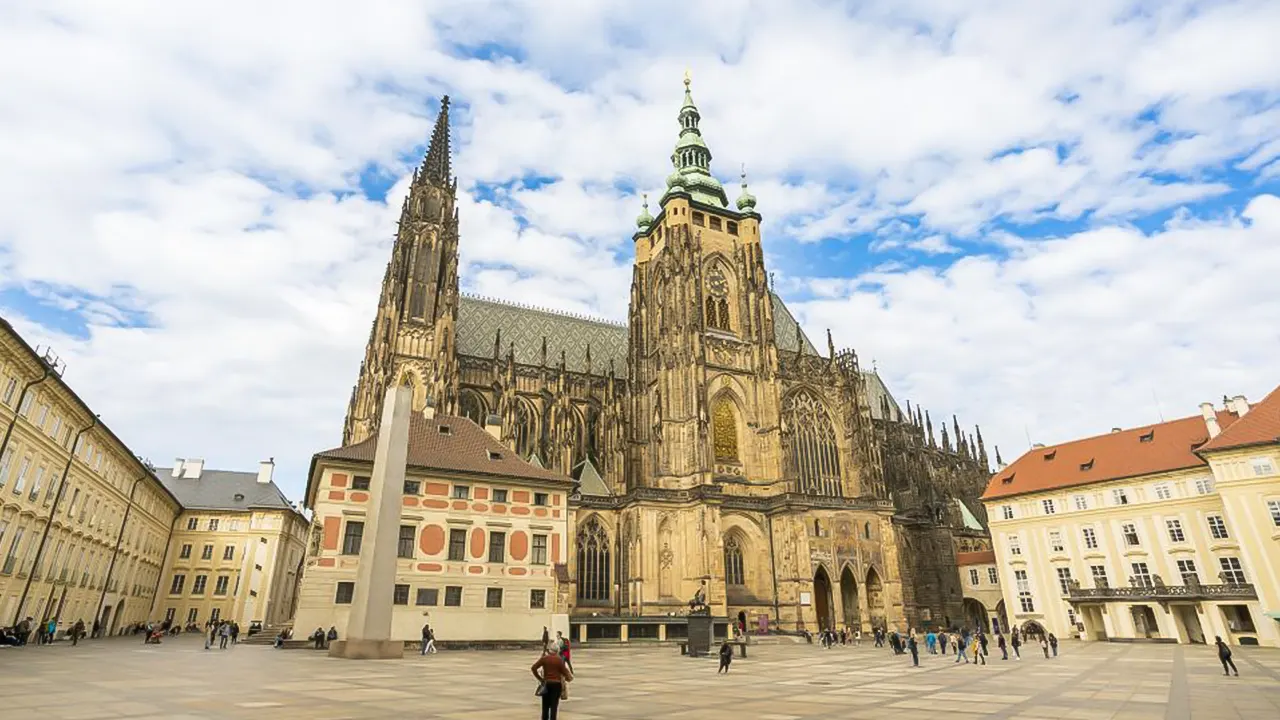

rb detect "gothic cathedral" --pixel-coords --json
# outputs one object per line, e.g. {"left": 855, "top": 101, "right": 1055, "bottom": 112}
{"left": 342, "top": 78, "right": 995, "bottom": 633}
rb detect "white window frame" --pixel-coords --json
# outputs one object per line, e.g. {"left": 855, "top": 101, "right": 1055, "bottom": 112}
{"left": 1073, "top": 494, "right": 1088, "bottom": 511}
{"left": 1002, "top": 505, "right": 1014, "bottom": 520}
{"left": 1082, "top": 527, "right": 1099, "bottom": 549}
{"left": 1131, "top": 562, "right": 1153, "bottom": 587}
{"left": 1176, "top": 559, "right": 1198, "bottom": 585}
{"left": 1252, "top": 457, "right": 1276, "bottom": 477}
{"left": 1194, "top": 477, "right": 1214, "bottom": 495}
{"left": 1121, "top": 522, "right": 1140, "bottom": 547}
{"left": 987, "top": 567, "right": 999, "bottom": 584}
{"left": 1207, "top": 515, "right": 1229, "bottom": 540}
{"left": 1008, "top": 534, "right": 1021, "bottom": 556}
{"left": 1153, "top": 483, "right": 1172, "bottom": 501}
{"left": 1267, "top": 499, "right": 1280, "bottom": 527}
{"left": 1042, "top": 499, "right": 1056, "bottom": 515}
{"left": 1048, "top": 530, "right": 1064, "bottom": 553}
{"left": 1014, "top": 569, "right": 1034, "bottom": 612}
{"left": 1219, "top": 557, "right": 1247, "bottom": 585}
{"left": 969, "top": 568, "right": 980, "bottom": 586}
{"left": 1166, "top": 519, "right": 1186, "bottom": 543}
{"left": 1112, "top": 488, "right": 1129, "bottom": 505}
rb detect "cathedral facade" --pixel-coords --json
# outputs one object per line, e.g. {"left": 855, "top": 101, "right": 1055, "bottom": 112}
{"left": 341, "top": 79, "right": 993, "bottom": 634}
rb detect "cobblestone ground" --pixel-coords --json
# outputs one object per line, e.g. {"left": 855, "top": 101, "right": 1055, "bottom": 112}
{"left": 2, "top": 636, "right": 1278, "bottom": 719}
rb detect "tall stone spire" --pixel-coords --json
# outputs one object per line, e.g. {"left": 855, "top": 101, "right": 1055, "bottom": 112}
{"left": 421, "top": 96, "right": 452, "bottom": 185}
{"left": 662, "top": 72, "right": 728, "bottom": 208}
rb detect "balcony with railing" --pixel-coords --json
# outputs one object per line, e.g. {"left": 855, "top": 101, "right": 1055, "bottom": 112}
{"left": 1067, "top": 576, "right": 1257, "bottom": 603}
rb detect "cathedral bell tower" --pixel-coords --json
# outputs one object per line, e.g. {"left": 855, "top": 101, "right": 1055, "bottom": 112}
{"left": 343, "top": 97, "right": 461, "bottom": 445}
{"left": 626, "top": 75, "right": 784, "bottom": 490}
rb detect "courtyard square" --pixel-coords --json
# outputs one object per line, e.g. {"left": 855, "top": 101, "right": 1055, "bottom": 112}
{"left": 2, "top": 637, "right": 1279, "bottom": 720}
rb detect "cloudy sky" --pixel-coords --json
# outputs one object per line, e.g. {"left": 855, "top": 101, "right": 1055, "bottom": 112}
{"left": 2, "top": 1, "right": 1279, "bottom": 501}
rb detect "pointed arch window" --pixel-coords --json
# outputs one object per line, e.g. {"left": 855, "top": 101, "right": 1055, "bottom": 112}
{"left": 576, "top": 518, "right": 611, "bottom": 603}
{"left": 724, "top": 535, "right": 745, "bottom": 586}
{"left": 712, "top": 397, "right": 739, "bottom": 462}
{"left": 408, "top": 242, "right": 432, "bottom": 319}
{"left": 458, "top": 390, "right": 486, "bottom": 426}
{"left": 783, "top": 390, "right": 842, "bottom": 497}
{"left": 513, "top": 398, "right": 537, "bottom": 460}
{"left": 705, "top": 267, "right": 731, "bottom": 331}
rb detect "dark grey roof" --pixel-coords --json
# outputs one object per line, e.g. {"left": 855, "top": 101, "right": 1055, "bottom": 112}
{"left": 769, "top": 292, "right": 820, "bottom": 355}
{"left": 863, "top": 371, "right": 903, "bottom": 422}
{"left": 155, "top": 468, "right": 296, "bottom": 511}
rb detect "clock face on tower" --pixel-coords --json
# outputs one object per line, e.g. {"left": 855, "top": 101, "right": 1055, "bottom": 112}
{"left": 708, "top": 269, "right": 728, "bottom": 297}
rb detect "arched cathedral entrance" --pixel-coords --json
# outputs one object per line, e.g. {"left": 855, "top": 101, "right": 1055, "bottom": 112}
{"left": 813, "top": 566, "right": 834, "bottom": 631}
{"left": 840, "top": 566, "right": 859, "bottom": 630}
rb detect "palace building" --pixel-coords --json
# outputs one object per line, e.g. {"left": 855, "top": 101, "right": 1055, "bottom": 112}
{"left": 983, "top": 389, "right": 1280, "bottom": 647}
{"left": 328, "top": 77, "right": 995, "bottom": 638}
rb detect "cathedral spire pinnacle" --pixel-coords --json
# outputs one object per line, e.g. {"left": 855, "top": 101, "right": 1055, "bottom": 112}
{"left": 663, "top": 73, "right": 728, "bottom": 208}
{"left": 421, "top": 96, "right": 452, "bottom": 185}
{"left": 736, "top": 164, "right": 757, "bottom": 212}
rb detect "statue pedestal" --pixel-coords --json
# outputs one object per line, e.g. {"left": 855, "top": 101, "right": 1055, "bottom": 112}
{"left": 687, "top": 614, "right": 714, "bottom": 657}
{"left": 328, "top": 639, "right": 404, "bottom": 660}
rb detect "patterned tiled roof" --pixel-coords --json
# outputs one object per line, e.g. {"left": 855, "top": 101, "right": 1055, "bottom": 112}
{"left": 1198, "top": 385, "right": 1280, "bottom": 453}
{"left": 769, "top": 293, "right": 820, "bottom": 355}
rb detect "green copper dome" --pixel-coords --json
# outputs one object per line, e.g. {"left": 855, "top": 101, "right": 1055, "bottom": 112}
{"left": 660, "top": 73, "right": 728, "bottom": 208}
{"left": 635, "top": 194, "right": 653, "bottom": 230}
{"left": 736, "top": 168, "right": 757, "bottom": 211}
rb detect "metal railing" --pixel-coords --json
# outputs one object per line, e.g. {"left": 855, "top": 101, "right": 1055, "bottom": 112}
{"left": 1068, "top": 582, "right": 1256, "bottom": 602}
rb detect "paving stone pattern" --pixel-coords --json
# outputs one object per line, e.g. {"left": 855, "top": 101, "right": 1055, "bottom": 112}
{"left": 1, "top": 636, "right": 1278, "bottom": 719}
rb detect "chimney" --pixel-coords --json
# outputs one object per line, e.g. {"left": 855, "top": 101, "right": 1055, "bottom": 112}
{"left": 1200, "top": 402, "right": 1221, "bottom": 438}
{"left": 1110, "top": 428, "right": 1122, "bottom": 433}
{"left": 1031, "top": 443, "right": 1045, "bottom": 450}
{"left": 484, "top": 413, "right": 503, "bottom": 440}
{"left": 171, "top": 459, "right": 184, "bottom": 478}
{"left": 1229, "top": 395, "right": 1249, "bottom": 417}
{"left": 257, "top": 458, "right": 275, "bottom": 485}
{"left": 423, "top": 396, "right": 436, "bottom": 420}
{"left": 181, "top": 458, "right": 204, "bottom": 479}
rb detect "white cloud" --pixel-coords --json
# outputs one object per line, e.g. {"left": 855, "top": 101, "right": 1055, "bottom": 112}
{"left": 1, "top": 0, "right": 1279, "bottom": 499}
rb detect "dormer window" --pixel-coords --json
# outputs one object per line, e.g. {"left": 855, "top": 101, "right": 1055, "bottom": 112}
{"left": 1001, "top": 473, "right": 1015, "bottom": 484}
{"left": 487, "top": 450, "right": 502, "bottom": 461}
{"left": 1043, "top": 450, "right": 1056, "bottom": 461}
{"left": 1080, "top": 459, "right": 1094, "bottom": 471}
{"left": 437, "top": 425, "right": 451, "bottom": 435}
{"left": 1139, "top": 430, "right": 1155, "bottom": 443}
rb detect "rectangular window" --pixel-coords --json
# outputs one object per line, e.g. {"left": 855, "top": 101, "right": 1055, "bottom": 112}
{"left": 186, "top": 607, "right": 198, "bottom": 623}
{"left": 988, "top": 567, "right": 999, "bottom": 585}
{"left": 352, "top": 475, "right": 370, "bottom": 491}
{"left": 0, "top": 449, "right": 11, "bottom": 488}
{"left": 1, "top": 378, "right": 14, "bottom": 405}
{"left": 18, "top": 393, "right": 33, "bottom": 416}
{"left": 1007, "top": 534, "right": 1021, "bottom": 556}
{"left": 692, "top": 211, "right": 705, "bottom": 227}
{"left": 1221, "top": 604, "right": 1256, "bottom": 633}
{"left": 486, "top": 587, "right": 503, "bottom": 608}
{"left": 1073, "top": 494, "right": 1088, "bottom": 511}
{"left": 530, "top": 589, "right": 546, "bottom": 609}
{"left": 27, "top": 465, "right": 44, "bottom": 501}
{"left": 1207, "top": 515, "right": 1229, "bottom": 539}
{"left": 1131, "top": 562, "right": 1153, "bottom": 588}
{"left": 191, "top": 574, "right": 208, "bottom": 595}
{"left": 532, "top": 534, "right": 548, "bottom": 565}
{"left": 1090, "top": 564, "right": 1109, "bottom": 588}
{"left": 201, "top": 544, "right": 213, "bottom": 560}
{"left": 1252, "top": 457, "right": 1276, "bottom": 477}
{"left": 223, "top": 546, "right": 234, "bottom": 561}
{"left": 726, "top": 221, "right": 738, "bottom": 235}
{"left": 398, "top": 525, "right": 416, "bottom": 559}
{"left": 342, "top": 521, "right": 364, "bottom": 555}
{"left": 1014, "top": 569, "right": 1034, "bottom": 613}
{"left": 533, "top": 492, "right": 549, "bottom": 506}
{"left": 709, "top": 216, "right": 722, "bottom": 231}
{"left": 1002, "top": 505, "right": 1014, "bottom": 520}
{"left": 1195, "top": 477, "right": 1214, "bottom": 495}
{"left": 1056, "top": 567, "right": 1074, "bottom": 595}
{"left": 1219, "top": 557, "right": 1247, "bottom": 584}
{"left": 1176, "top": 559, "right": 1198, "bottom": 585}
{"left": 1042, "top": 499, "right": 1056, "bottom": 515}
{"left": 416, "top": 588, "right": 439, "bottom": 606}
{"left": 179, "top": 544, "right": 192, "bottom": 559}
{"left": 207, "top": 519, "right": 219, "bottom": 531}
{"left": 1267, "top": 500, "right": 1280, "bottom": 527}
{"left": 969, "top": 568, "right": 980, "bottom": 586}
{"left": 488, "top": 531, "right": 505, "bottom": 563}
{"left": 452, "top": 485, "right": 470, "bottom": 500}
{"left": 444, "top": 586, "right": 463, "bottom": 607}
{"left": 214, "top": 575, "right": 229, "bottom": 596}
{"left": 1049, "top": 530, "right": 1064, "bottom": 553}
{"left": 1121, "top": 523, "right": 1140, "bottom": 547}
{"left": 1166, "top": 519, "right": 1186, "bottom": 543}
{"left": 1112, "top": 489, "right": 1129, "bottom": 505}
{"left": 11, "top": 457, "right": 30, "bottom": 494}
{"left": 493, "top": 489, "right": 508, "bottom": 503}
{"left": 169, "top": 574, "right": 186, "bottom": 594}
{"left": 393, "top": 584, "right": 410, "bottom": 605}
{"left": 1154, "top": 484, "right": 1172, "bottom": 500}
{"left": 335, "top": 581, "right": 355, "bottom": 604}
{"left": 448, "top": 529, "right": 466, "bottom": 561}
{"left": 1082, "top": 527, "right": 1099, "bottom": 549}
{"left": 403, "top": 479, "right": 420, "bottom": 495}
{"left": 186, "top": 517, "right": 198, "bottom": 531}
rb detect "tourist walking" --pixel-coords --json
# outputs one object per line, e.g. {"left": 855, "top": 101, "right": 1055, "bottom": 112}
{"left": 557, "top": 631, "right": 573, "bottom": 671}
{"left": 972, "top": 635, "right": 985, "bottom": 665}
{"left": 938, "top": 630, "right": 948, "bottom": 655}
{"left": 907, "top": 631, "right": 919, "bottom": 667}
{"left": 230, "top": 622, "right": 240, "bottom": 645}
{"left": 423, "top": 624, "right": 437, "bottom": 654}
{"left": 422, "top": 623, "right": 433, "bottom": 655}
{"left": 1215, "top": 637, "right": 1239, "bottom": 676}
{"left": 1010, "top": 631, "right": 1021, "bottom": 659}
{"left": 718, "top": 640, "right": 733, "bottom": 673}
{"left": 532, "top": 646, "right": 573, "bottom": 720}
{"left": 70, "top": 619, "right": 85, "bottom": 646}
{"left": 542, "top": 626, "right": 550, "bottom": 652}
{"left": 954, "top": 632, "right": 969, "bottom": 663}
{"left": 218, "top": 622, "right": 230, "bottom": 649}
{"left": 1040, "top": 635, "right": 1049, "bottom": 658}
{"left": 854, "top": 629, "right": 862, "bottom": 647}
{"left": 997, "top": 632, "right": 1007, "bottom": 660}
{"left": 1048, "top": 633, "right": 1058, "bottom": 657}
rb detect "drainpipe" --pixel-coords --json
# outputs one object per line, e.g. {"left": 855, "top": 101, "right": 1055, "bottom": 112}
{"left": 146, "top": 512, "right": 182, "bottom": 624}
{"left": 767, "top": 514, "right": 780, "bottom": 630}
{"left": 14, "top": 416, "right": 97, "bottom": 625}
{"left": 0, "top": 366, "right": 51, "bottom": 466}
{"left": 95, "top": 474, "right": 147, "bottom": 631}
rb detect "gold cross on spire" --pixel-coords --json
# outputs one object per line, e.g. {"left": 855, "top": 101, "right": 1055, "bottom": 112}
{"left": 684, "top": 69, "right": 692, "bottom": 86}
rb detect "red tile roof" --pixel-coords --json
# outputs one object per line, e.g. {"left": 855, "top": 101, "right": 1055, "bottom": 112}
{"left": 955, "top": 550, "right": 995, "bottom": 566}
{"left": 314, "top": 413, "right": 574, "bottom": 486}
{"left": 981, "top": 410, "right": 1242, "bottom": 501}
{"left": 1198, "top": 385, "right": 1280, "bottom": 453}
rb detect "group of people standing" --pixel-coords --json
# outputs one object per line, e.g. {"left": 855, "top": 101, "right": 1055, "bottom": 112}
{"left": 870, "top": 625, "right": 1059, "bottom": 667}
{"left": 203, "top": 619, "right": 241, "bottom": 650}
{"left": 816, "top": 627, "right": 861, "bottom": 648}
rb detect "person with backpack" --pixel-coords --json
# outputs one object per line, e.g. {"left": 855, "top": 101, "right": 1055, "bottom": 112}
{"left": 1215, "top": 636, "right": 1239, "bottom": 676}
{"left": 718, "top": 640, "right": 734, "bottom": 673}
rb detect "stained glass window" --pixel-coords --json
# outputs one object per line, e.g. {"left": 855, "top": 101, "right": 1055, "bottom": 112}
{"left": 712, "top": 398, "right": 738, "bottom": 462}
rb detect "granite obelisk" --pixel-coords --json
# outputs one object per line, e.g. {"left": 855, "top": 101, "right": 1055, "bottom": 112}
{"left": 329, "top": 383, "right": 411, "bottom": 659}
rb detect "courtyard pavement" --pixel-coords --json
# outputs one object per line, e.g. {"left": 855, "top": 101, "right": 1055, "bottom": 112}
{"left": 1, "top": 635, "right": 1278, "bottom": 719}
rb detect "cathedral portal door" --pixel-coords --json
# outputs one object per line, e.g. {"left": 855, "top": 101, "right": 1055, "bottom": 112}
{"left": 839, "top": 566, "right": 859, "bottom": 630}
{"left": 813, "top": 567, "right": 834, "bottom": 631}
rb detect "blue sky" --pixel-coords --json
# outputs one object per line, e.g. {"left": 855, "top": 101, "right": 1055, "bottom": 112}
{"left": 2, "top": 0, "right": 1280, "bottom": 501}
